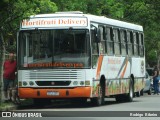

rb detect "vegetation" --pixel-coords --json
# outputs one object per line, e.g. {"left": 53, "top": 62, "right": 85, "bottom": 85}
{"left": 0, "top": 0, "right": 160, "bottom": 103}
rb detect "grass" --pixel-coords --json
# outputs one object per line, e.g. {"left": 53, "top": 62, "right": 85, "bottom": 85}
{"left": 0, "top": 99, "right": 33, "bottom": 111}
{"left": 0, "top": 102, "right": 16, "bottom": 111}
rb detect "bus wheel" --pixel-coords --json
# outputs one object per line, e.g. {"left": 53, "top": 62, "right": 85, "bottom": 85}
{"left": 125, "top": 80, "right": 134, "bottom": 102}
{"left": 140, "top": 89, "right": 144, "bottom": 96}
{"left": 91, "top": 84, "right": 105, "bottom": 106}
{"left": 136, "top": 91, "right": 140, "bottom": 97}
{"left": 147, "top": 87, "right": 152, "bottom": 95}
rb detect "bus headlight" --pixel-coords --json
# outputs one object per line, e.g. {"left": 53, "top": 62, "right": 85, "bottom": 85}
{"left": 80, "top": 81, "right": 84, "bottom": 85}
{"left": 73, "top": 81, "right": 78, "bottom": 85}
{"left": 23, "top": 81, "right": 27, "bottom": 86}
{"left": 29, "top": 81, "right": 34, "bottom": 86}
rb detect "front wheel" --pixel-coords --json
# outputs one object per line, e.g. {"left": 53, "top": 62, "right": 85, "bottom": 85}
{"left": 91, "top": 84, "right": 105, "bottom": 106}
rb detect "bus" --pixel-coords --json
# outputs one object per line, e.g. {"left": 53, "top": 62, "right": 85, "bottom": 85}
{"left": 17, "top": 11, "right": 145, "bottom": 106}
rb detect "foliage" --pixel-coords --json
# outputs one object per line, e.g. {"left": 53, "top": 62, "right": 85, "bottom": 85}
{"left": 53, "top": 0, "right": 160, "bottom": 66}
{"left": 0, "top": 0, "right": 159, "bottom": 106}
{"left": 0, "top": 0, "right": 159, "bottom": 66}
{"left": 0, "top": 0, "right": 58, "bottom": 101}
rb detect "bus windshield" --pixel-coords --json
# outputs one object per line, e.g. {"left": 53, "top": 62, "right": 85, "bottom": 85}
{"left": 18, "top": 29, "right": 91, "bottom": 69}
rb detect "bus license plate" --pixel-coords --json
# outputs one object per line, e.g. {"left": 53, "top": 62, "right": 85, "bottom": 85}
{"left": 47, "top": 91, "right": 59, "bottom": 96}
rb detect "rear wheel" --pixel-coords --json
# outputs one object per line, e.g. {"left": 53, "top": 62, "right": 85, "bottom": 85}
{"left": 147, "top": 87, "right": 152, "bottom": 95}
{"left": 136, "top": 91, "right": 140, "bottom": 97}
{"left": 140, "top": 89, "right": 144, "bottom": 96}
{"left": 125, "top": 79, "right": 134, "bottom": 102}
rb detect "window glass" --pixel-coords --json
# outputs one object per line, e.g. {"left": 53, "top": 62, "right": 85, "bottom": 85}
{"left": 114, "top": 29, "right": 121, "bottom": 55}
{"left": 130, "top": 31, "right": 134, "bottom": 55}
{"left": 121, "top": 30, "right": 127, "bottom": 56}
{"left": 99, "top": 26, "right": 106, "bottom": 54}
{"left": 91, "top": 27, "right": 99, "bottom": 68}
{"left": 133, "top": 32, "right": 139, "bottom": 56}
{"left": 19, "top": 29, "right": 90, "bottom": 68}
{"left": 107, "top": 27, "right": 114, "bottom": 55}
{"left": 127, "top": 31, "right": 133, "bottom": 56}
{"left": 139, "top": 33, "right": 144, "bottom": 57}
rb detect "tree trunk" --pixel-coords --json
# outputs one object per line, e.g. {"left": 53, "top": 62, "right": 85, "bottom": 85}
{"left": 0, "top": 32, "right": 5, "bottom": 102}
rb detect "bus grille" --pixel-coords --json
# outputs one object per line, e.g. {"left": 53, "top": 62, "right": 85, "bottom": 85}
{"left": 35, "top": 81, "right": 71, "bottom": 86}
{"left": 20, "top": 69, "right": 85, "bottom": 86}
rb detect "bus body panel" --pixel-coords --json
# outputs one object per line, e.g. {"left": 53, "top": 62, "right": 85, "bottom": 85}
{"left": 18, "top": 87, "right": 91, "bottom": 98}
{"left": 92, "top": 56, "right": 145, "bottom": 97}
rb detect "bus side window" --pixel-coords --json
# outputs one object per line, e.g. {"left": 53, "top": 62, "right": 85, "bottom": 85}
{"left": 141, "top": 33, "right": 144, "bottom": 56}
{"left": 133, "top": 32, "right": 138, "bottom": 56}
{"left": 136, "top": 32, "right": 140, "bottom": 56}
{"left": 127, "top": 31, "right": 132, "bottom": 56}
{"left": 99, "top": 26, "right": 106, "bottom": 54}
{"left": 107, "top": 27, "right": 114, "bottom": 55}
{"left": 91, "top": 25, "right": 99, "bottom": 68}
{"left": 28, "top": 36, "right": 33, "bottom": 57}
{"left": 130, "top": 31, "right": 134, "bottom": 55}
{"left": 124, "top": 30, "right": 128, "bottom": 55}
{"left": 121, "top": 30, "right": 127, "bottom": 56}
{"left": 139, "top": 33, "right": 144, "bottom": 57}
{"left": 114, "top": 29, "right": 121, "bottom": 55}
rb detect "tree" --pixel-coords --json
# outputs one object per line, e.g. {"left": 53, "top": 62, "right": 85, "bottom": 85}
{"left": 0, "top": 0, "right": 57, "bottom": 101}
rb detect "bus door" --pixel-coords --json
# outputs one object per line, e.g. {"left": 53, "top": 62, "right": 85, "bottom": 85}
{"left": 23, "top": 33, "right": 33, "bottom": 66}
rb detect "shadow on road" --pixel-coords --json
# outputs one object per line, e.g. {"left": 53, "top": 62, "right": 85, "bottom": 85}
{"left": 16, "top": 98, "right": 142, "bottom": 110}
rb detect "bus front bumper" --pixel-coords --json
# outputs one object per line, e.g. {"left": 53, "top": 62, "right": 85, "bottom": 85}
{"left": 18, "top": 87, "right": 91, "bottom": 98}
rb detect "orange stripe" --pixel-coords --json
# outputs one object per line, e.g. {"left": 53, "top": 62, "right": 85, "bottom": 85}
{"left": 120, "top": 59, "right": 128, "bottom": 78}
{"left": 18, "top": 87, "right": 91, "bottom": 98}
{"left": 96, "top": 55, "right": 103, "bottom": 79}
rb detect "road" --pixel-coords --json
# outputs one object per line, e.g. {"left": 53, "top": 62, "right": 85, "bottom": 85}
{"left": 12, "top": 93, "right": 160, "bottom": 120}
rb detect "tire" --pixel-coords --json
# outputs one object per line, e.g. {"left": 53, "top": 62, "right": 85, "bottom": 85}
{"left": 125, "top": 79, "right": 134, "bottom": 102}
{"left": 147, "top": 87, "right": 152, "bottom": 95}
{"left": 140, "top": 89, "right": 144, "bottom": 96}
{"left": 136, "top": 91, "right": 140, "bottom": 97}
{"left": 91, "top": 84, "right": 105, "bottom": 106}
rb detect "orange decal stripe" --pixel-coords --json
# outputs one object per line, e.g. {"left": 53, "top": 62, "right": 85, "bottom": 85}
{"left": 96, "top": 55, "right": 104, "bottom": 79}
{"left": 120, "top": 60, "right": 128, "bottom": 78}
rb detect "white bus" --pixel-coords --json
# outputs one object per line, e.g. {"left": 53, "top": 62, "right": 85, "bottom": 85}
{"left": 17, "top": 11, "right": 145, "bottom": 106}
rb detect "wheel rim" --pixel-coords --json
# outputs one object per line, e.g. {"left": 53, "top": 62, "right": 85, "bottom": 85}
{"left": 129, "top": 84, "right": 133, "bottom": 98}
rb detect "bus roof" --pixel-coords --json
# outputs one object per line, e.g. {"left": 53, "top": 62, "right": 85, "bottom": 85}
{"left": 26, "top": 12, "right": 143, "bottom": 31}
